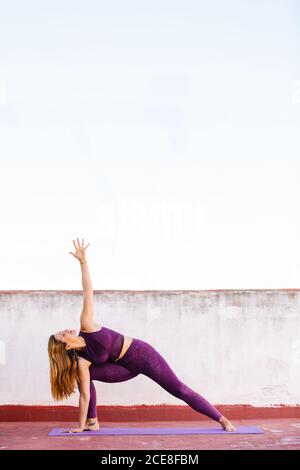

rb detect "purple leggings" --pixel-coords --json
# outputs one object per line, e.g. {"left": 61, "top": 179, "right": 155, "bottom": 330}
{"left": 86, "top": 338, "right": 222, "bottom": 422}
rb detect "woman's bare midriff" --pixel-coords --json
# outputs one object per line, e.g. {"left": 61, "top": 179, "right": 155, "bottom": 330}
{"left": 114, "top": 336, "right": 133, "bottom": 362}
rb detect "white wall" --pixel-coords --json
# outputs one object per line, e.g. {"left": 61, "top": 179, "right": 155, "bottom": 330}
{"left": 0, "top": 290, "right": 299, "bottom": 407}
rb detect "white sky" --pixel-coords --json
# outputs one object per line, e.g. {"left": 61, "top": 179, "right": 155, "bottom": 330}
{"left": 0, "top": 0, "right": 300, "bottom": 290}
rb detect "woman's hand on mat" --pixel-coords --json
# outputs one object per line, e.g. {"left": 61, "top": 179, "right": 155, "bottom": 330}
{"left": 69, "top": 238, "right": 90, "bottom": 263}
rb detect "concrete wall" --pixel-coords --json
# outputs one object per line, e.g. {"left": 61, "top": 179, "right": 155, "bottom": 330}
{"left": 0, "top": 290, "right": 299, "bottom": 409}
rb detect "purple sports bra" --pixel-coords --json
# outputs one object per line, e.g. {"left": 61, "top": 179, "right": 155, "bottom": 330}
{"left": 77, "top": 326, "right": 124, "bottom": 364}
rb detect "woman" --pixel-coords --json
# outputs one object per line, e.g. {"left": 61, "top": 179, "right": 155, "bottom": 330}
{"left": 48, "top": 238, "right": 237, "bottom": 433}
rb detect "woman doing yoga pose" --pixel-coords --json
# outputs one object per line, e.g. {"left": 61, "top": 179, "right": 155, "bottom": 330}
{"left": 48, "top": 238, "right": 236, "bottom": 433}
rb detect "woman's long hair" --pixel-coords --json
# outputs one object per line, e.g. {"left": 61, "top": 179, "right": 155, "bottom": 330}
{"left": 48, "top": 335, "right": 79, "bottom": 401}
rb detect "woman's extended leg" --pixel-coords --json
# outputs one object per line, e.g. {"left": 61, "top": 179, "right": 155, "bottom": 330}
{"left": 86, "top": 362, "right": 139, "bottom": 419}
{"left": 116, "top": 338, "right": 223, "bottom": 423}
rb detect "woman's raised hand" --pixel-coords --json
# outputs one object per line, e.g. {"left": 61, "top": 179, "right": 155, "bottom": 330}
{"left": 69, "top": 238, "right": 90, "bottom": 263}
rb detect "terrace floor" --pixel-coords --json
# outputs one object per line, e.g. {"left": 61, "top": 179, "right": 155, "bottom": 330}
{"left": 0, "top": 418, "right": 300, "bottom": 450}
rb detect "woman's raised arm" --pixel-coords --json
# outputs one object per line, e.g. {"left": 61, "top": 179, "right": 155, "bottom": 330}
{"left": 69, "top": 238, "right": 94, "bottom": 328}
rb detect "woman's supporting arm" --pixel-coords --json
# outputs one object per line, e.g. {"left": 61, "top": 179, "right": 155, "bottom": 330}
{"left": 79, "top": 394, "right": 90, "bottom": 429}
{"left": 77, "top": 363, "right": 92, "bottom": 429}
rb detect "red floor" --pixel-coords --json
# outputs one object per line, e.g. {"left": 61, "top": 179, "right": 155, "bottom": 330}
{"left": 0, "top": 418, "right": 300, "bottom": 450}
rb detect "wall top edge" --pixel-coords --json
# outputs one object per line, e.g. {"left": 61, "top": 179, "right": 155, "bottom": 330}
{"left": 1, "top": 289, "right": 300, "bottom": 295}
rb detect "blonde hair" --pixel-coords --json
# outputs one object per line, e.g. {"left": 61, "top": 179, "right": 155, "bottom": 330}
{"left": 48, "top": 335, "right": 79, "bottom": 401}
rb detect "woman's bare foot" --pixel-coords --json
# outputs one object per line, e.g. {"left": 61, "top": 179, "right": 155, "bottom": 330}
{"left": 84, "top": 418, "right": 100, "bottom": 431}
{"left": 219, "top": 416, "right": 237, "bottom": 432}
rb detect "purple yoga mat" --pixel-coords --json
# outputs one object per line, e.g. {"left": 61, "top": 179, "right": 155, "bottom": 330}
{"left": 49, "top": 425, "right": 263, "bottom": 436}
